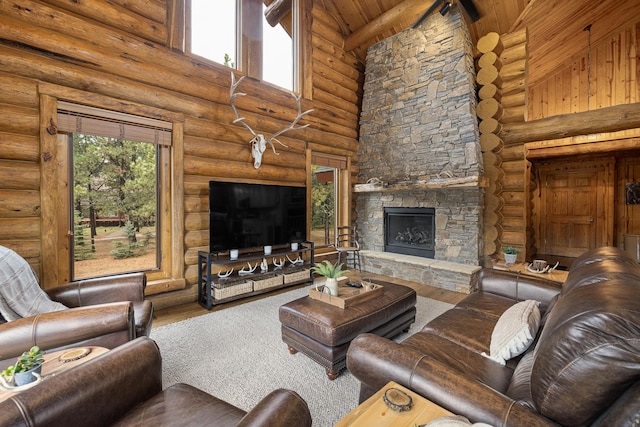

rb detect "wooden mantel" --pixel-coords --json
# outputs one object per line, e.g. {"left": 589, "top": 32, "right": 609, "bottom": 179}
{"left": 353, "top": 175, "right": 488, "bottom": 192}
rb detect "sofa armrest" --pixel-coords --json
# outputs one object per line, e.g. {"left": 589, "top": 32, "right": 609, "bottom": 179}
{"left": 0, "top": 302, "right": 134, "bottom": 363}
{"left": 478, "top": 269, "right": 561, "bottom": 311}
{"left": 347, "top": 334, "right": 560, "bottom": 427}
{"left": 0, "top": 337, "right": 162, "bottom": 427}
{"left": 237, "top": 389, "right": 312, "bottom": 427}
{"left": 46, "top": 272, "right": 146, "bottom": 307}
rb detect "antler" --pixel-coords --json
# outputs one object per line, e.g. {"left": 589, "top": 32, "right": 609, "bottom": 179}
{"left": 266, "top": 93, "right": 314, "bottom": 154}
{"left": 229, "top": 71, "right": 314, "bottom": 168}
{"left": 229, "top": 73, "right": 257, "bottom": 138}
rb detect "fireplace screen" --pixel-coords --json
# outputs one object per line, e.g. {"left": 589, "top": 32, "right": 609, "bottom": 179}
{"left": 384, "top": 207, "right": 435, "bottom": 258}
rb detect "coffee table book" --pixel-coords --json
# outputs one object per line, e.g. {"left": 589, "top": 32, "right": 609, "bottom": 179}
{"left": 309, "top": 281, "right": 383, "bottom": 308}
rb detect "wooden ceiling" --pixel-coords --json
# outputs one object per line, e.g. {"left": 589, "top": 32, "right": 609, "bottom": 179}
{"left": 318, "top": 0, "right": 637, "bottom": 85}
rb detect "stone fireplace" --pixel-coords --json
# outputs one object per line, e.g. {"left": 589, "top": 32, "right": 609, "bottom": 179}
{"left": 384, "top": 207, "right": 435, "bottom": 258}
{"left": 355, "top": 8, "right": 483, "bottom": 293}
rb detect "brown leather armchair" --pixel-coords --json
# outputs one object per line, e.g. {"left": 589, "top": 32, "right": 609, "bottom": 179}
{"left": 0, "top": 301, "right": 134, "bottom": 364}
{"left": 46, "top": 272, "right": 153, "bottom": 338}
{"left": 0, "top": 337, "right": 313, "bottom": 427}
{"left": 0, "top": 273, "right": 152, "bottom": 365}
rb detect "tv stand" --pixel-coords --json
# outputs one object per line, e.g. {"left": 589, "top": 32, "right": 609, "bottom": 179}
{"left": 197, "top": 242, "right": 314, "bottom": 310}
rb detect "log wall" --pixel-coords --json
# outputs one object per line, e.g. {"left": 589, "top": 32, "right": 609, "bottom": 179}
{"left": 481, "top": 17, "right": 640, "bottom": 261}
{"left": 478, "top": 16, "right": 640, "bottom": 262}
{"left": 526, "top": 19, "right": 640, "bottom": 254}
{"left": 0, "top": 0, "right": 361, "bottom": 300}
{"left": 476, "top": 29, "right": 528, "bottom": 261}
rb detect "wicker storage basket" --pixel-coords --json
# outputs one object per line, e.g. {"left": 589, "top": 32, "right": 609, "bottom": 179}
{"left": 252, "top": 274, "right": 284, "bottom": 291}
{"left": 212, "top": 279, "right": 253, "bottom": 300}
{"left": 283, "top": 268, "right": 311, "bottom": 284}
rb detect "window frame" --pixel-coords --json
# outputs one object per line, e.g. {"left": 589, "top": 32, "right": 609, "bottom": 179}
{"left": 38, "top": 84, "right": 185, "bottom": 292}
{"left": 186, "top": 0, "right": 301, "bottom": 92}
{"left": 308, "top": 151, "right": 351, "bottom": 253}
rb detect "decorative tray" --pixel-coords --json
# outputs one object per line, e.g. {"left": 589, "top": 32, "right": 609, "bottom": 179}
{"left": 309, "top": 281, "right": 384, "bottom": 308}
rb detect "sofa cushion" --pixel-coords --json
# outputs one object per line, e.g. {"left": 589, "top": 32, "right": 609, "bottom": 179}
{"left": 504, "top": 350, "right": 536, "bottom": 408}
{"left": 482, "top": 300, "right": 540, "bottom": 366}
{"left": 570, "top": 245, "right": 640, "bottom": 270}
{"left": 477, "top": 268, "right": 561, "bottom": 312}
{"left": 531, "top": 279, "right": 640, "bottom": 426}
{"left": 402, "top": 331, "right": 514, "bottom": 393}
{"left": 421, "top": 307, "right": 496, "bottom": 354}
{"left": 113, "top": 383, "right": 246, "bottom": 427}
{"left": 454, "top": 291, "right": 516, "bottom": 321}
{"left": 561, "top": 260, "right": 640, "bottom": 294}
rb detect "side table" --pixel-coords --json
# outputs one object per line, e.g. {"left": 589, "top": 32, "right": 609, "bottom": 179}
{"left": 0, "top": 346, "right": 108, "bottom": 402}
{"left": 336, "top": 381, "right": 453, "bottom": 426}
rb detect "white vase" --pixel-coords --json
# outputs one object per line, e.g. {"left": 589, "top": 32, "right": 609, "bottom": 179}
{"left": 504, "top": 253, "right": 517, "bottom": 265}
{"left": 324, "top": 278, "right": 339, "bottom": 296}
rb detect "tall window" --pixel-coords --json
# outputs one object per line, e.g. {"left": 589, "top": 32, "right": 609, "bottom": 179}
{"left": 190, "top": 0, "right": 237, "bottom": 67}
{"left": 311, "top": 153, "right": 349, "bottom": 250}
{"left": 71, "top": 136, "right": 158, "bottom": 279}
{"left": 262, "top": 3, "right": 293, "bottom": 90}
{"left": 189, "top": 0, "right": 296, "bottom": 91}
{"left": 57, "top": 102, "right": 171, "bottom": 280}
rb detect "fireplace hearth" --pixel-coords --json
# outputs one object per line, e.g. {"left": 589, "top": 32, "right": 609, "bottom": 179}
{"left": 384, "top": 207, "right": 435, "bottom": 258}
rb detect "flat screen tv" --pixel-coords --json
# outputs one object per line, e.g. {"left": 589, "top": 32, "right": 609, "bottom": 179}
{"left": 209, "top": 181, "right": 307, "bottom": 253}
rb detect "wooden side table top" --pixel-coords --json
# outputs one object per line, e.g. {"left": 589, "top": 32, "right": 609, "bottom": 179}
{"left": 336, "top": 381, "right": 453, "bottom": 426}
{"left": 0, "top": 346, "right": 108, "bottom": 402}
{"left": 491, "top": 260, "right": 568, "bottom": 283}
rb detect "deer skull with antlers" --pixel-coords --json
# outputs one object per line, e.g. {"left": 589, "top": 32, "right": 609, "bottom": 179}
{"left": 229, "top": 72, "right": 313, "bottom": 168}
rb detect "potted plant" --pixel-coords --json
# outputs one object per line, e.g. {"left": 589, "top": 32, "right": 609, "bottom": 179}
{"left": 502, "top": 246, "right": 519, "bottom": 265}
{"left": 313, "top": 260, "right": 349, "bottom": 296}
{"left": 1, "top": 346, "right": 45, "bottom": 387}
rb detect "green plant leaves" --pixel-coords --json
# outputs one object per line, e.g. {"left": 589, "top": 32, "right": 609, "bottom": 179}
{"left": 312, "top": 260, "right": 349, "bottom": 278}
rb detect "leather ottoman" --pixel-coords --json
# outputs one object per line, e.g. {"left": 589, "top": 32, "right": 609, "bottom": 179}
{"left": 279, "top": 281, "right": 416, "bottom": 379}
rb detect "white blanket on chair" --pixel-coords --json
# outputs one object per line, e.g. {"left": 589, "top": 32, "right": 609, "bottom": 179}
{"left": 0, "top": 246, "right": 67, "bottom": 322}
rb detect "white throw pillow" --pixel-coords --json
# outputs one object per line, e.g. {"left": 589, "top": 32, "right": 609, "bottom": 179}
{"left": 482, "top": 299, "right": 541, "bottom": 366}
{"left": 423, "top": 416, "right": 494, "bottom": 427}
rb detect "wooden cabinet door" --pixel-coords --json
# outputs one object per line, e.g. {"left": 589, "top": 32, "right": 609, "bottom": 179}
{"left": 541, "top": 170, "right": 598, "bottom": 257}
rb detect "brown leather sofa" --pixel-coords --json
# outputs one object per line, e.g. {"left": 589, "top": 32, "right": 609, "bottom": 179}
{"left": 0, "top": 337, "right": 313, "bottom": 427}
{"left": 0, "top": 273, "right": 152, "bottom": 364}
{"left": 347, "top": 246, "right": 640, "bottom": 426}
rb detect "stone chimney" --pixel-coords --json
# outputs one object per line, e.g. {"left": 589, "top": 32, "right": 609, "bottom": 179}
{"left": 356, "top": 8, "right": 484, "bottom": 268}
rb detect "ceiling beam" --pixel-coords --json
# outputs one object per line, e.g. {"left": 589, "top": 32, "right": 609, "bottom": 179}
{"left": 508, "top": 0, "right": 539, "bottom": 33}
{"left": 500, "top": 102, "right": 640, "bottom": 145}
{"left": 344, "top": 0, "right": 429, "bottom": 52}
{"left": 264, "top": 0, "right": 292, "bottom": 27}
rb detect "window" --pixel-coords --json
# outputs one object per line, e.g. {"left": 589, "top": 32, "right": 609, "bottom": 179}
{"left": 39, "top": 87, "right": 184, "bottom": 291}
{"left": 261, "top": 3, "right": 293, "bottom": 90}
{"left": 57, "top": 103, "right": 171, "bottom": 280}
{"left": 70, "top": 135, "right": 159, "bottom": 279}
{"left": 190, "top": 0, "right": 237, "bottom": 68}
{"left": 310, "top": 153, "right": 349, "bottom": 250}
{"left": 189, "top": 0, "right": 297, "bottom": 91}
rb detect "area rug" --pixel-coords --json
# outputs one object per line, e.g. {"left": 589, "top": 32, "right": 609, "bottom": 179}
{"left": 151, "top": 284, "right": 453, "bottom": 427}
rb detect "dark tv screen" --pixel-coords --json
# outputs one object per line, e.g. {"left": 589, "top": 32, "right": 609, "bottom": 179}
{"left": 209, "top": 181, "right": 307, "bottom": 253}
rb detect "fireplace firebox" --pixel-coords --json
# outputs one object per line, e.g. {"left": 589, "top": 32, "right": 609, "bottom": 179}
{"left": 384, "top": 207, "right": 435, "bottom": 258}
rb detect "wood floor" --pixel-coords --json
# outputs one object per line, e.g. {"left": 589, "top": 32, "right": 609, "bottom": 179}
{"left": 153, "top": 271, "right": 467, "bottom": 328}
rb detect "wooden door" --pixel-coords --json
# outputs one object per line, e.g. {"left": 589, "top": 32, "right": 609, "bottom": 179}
{"left": 538, "top": 158, "right": 614, "bottom": 258}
